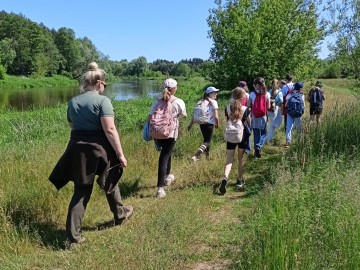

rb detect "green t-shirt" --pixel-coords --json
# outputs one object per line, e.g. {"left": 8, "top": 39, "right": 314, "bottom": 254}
{"left": 67, "top": 91, "right": 114, "bottom": 130}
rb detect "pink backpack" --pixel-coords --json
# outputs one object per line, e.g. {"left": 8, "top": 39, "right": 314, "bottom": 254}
{"left": 241, "top": 97, "right": 247, "bottom": 106}
{"left": 252, "top": 92, "right": 266, "bottom": 118}
{"left": 149, "top": 97, "right": 177, "bottom": 139}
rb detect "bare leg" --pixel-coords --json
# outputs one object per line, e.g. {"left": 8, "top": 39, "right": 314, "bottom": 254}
{"left": 310, "top": 114, "right": 315, "bottom": 125}
{"left": 219, "top": 149, "right": 235, "bottom": 194}
{"left": 224, "top": 149, "right": 235, "bottom": 178}
{"left": 237, "top": 149, "right": 245, "bottom": 180}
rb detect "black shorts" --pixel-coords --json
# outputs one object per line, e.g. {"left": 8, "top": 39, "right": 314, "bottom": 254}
{"left": 310, "top": 106, "right": 323, "bottom": 115}
{"left": 226, "top": 139, "right": 247, "bottom": 150}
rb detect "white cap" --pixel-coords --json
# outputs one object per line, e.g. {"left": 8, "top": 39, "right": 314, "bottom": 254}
{"left": 205, "top": 86, "right": 220, "bottom": 95}
{"left": 164, "top": 78, "right": 177, "bottom": 88}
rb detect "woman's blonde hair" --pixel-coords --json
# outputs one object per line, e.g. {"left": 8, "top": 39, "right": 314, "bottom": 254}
{"left": 79, "top": 62, "right": 106, "bottom": 93}
{"left": 229, "top": 87, "right": 246, "bottom": 121}
{"left": 271, "top": 79, "right": 279, "bottom": 90}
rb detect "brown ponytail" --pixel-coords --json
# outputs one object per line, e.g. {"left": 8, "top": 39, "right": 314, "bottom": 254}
{"left": 230, "top": 87, "right": 246, "bottom": 121}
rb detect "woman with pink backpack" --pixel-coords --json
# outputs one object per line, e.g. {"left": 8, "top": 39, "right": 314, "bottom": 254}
{"left": 148, "top": 78, "right": 187, "bottom": 198}
{"left": 248, "top": 77, "right": 270, "bottom": 158}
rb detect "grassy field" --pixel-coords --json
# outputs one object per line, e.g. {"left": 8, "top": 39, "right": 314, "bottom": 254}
{"left": 0, "top": 78, "right": 360, "bottom": 269}
{"left": 0, "top": 75, "right": 77, "bottom": 89}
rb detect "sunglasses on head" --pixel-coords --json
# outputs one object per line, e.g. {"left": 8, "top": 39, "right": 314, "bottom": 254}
{"left": 98, "top": 80, "right": 107, "bottom": 88}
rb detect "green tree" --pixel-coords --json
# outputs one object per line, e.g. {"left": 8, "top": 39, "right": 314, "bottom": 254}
{"left": 326, "top": 0, "right": 360, "bottom": 79}
{"left": 208, "top": 0, "right": 323, "bottom": 88}
{"left": 171, "top": 62, "right": 192, "bottom": 77}
{"left": 0, "top": 12, "right": 61, "bottom": 76}
{"left": 53, "top": 27, "right": 81, "bottom": 73}
{"left": 112, "top": 60, "right": 129, "bottom": 77}
{"left": 125, "top": 56, "right": 148, "bottom": 76}
{"left": 150, "top": 59, "right": 175, "bottom": 75}
{"left": 0, "top": 38, "right": 16, "bottom": 70}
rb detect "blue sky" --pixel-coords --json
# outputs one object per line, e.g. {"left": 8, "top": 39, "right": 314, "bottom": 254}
{"left": 1, "top": 0, "right": 330, "bottom": 62}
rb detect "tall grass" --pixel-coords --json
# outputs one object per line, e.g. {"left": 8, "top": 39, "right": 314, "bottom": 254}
{"left": 229, "top": 82, "right": 360, "bottom": 269}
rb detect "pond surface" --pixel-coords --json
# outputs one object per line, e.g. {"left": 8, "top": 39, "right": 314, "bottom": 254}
{"left": 0, "top": 79, "right": 163, "bottom": 111}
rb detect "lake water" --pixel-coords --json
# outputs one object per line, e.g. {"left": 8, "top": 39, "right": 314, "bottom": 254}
{"left": 0, "top": 79, "right": 163, "bottom": 111}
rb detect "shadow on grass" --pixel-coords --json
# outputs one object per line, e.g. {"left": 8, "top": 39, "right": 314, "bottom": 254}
{"left": 5, "top": 179, "right": 140, "bottom": 251}
{"left": 6, "top": 206, "right": 68, "bottom": 250}
{"left": 120, "top": 177, "right": 141, "bottom": 199}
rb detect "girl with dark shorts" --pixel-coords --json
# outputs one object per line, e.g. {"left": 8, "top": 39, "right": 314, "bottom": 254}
{"left": 219, "top": 87, "right": 251, "bottom": 195}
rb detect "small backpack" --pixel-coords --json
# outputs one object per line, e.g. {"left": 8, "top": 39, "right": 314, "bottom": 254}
{"left": 252, "top": 92, "right": 266, "bottom": 118}
{"left": 224, "top": 105, "right": 244, "bottom": 143}
{"left": 286, "top": 92, "right": 304, "bottom": 118}
{"left": 311, "top": 89, "right": 323, "bottom": 108}
{"left": 193, "top": 99, "right": 211, "bottom": 124}
{"left": 149, "top": 97, "right": 176, "bottom": 139}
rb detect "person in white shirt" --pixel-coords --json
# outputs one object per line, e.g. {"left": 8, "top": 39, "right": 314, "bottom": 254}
{"left": 148, "top": 78, "right": 187, "bottom": 198}
{"left": 188, "top": 86, "right": 219, "bottom": 161}
{"left": 281, "top": 74, "right": 294, "bottom": 133}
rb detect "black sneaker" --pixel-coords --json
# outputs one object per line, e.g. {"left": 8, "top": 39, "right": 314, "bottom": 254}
{"left": 254, "top": 147, "right": 261, "bottom": 158}
{"left": 219, "top": 178, "right": 227, "bottom": 195}
{"left": 236, "top": 178, "right": 245, "bottom": 189}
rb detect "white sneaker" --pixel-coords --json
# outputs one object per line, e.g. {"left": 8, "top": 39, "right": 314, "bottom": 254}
{"left": 164, "top": 174, "right": 175, "bottom": 186}
{"left": 191, "top": 156, "right": 199, "bottom": 162}
{"left": 156, "top": 188, "right": 166, "bottom": 198}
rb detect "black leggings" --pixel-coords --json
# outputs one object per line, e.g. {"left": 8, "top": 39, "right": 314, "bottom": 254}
{"left": 157, "top": 138, "right": 176, "bottom": 187}
{"left": 199, "top": 123, "right": 214, "bottom": 153}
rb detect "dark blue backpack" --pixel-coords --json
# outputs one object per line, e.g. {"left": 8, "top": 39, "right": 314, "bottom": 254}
{"left": 287, "top": 91, "right": 304, "bottom": 118}
{"left": 311, "top": 89, "right": 323, "bottom": 108}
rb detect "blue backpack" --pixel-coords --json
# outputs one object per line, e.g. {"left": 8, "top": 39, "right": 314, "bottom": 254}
{"left": 311, "top": 89, "right": 323, "bottom": 108}
{"left": 287, "top": 91, "right": 304, "bottom": 118}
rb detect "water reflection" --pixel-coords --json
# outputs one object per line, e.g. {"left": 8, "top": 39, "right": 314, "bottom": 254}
{"left": 0, "top": 79, "right": 163, "bottom": 111}
{"left": 110, "top": 79, "right": 162, "bottom": 101}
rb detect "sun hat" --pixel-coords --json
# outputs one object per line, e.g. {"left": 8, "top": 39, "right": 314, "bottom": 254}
{"left": 294, "top": 82, "right": 304, "bottom": 90}
{"left": 205, "top": 86, "right": 220, "bottom": 95}
{"left": 163, "top": 78, "right": 177, "bottom": 88}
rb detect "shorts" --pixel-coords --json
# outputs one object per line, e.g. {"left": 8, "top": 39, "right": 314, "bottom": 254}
{"left": 310, "top": 106, "right": 323, "bottom": 115}
{"left": 226, "top": 139, "right": 248, "bottom": 150}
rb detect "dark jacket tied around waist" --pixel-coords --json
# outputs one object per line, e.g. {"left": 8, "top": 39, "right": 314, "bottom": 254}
{"left": 49, "top": 130, "right": 122, "bottom": 193}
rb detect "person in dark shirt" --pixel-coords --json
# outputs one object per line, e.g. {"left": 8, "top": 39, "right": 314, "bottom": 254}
{"left": 49, "top": 62, "right": 133, "bottom": 250}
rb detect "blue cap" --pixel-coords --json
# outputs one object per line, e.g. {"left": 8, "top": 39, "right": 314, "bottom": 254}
{"left": 205, "top": 86, "right": 220, "bottom": 95}
{"left": 294, "top": 82, "right": 303, "bottom": 90}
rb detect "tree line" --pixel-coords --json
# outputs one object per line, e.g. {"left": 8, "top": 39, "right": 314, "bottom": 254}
{"left": 0, "top": 11, "right": 209, "bottom": 80}
{"left": 0, "top": 0, "right": 359, "bottom": 89}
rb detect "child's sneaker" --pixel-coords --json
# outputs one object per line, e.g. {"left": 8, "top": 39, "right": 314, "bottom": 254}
{"left": 191, "top": 156, "right": 199, "bottom": 162}
{"left": 236, "top": 178, "right": 245, "bottom": 189}
{"left": 164, "top": 174, "right": 175, "bottom": 186}
{"left": 156, "top": 187, "right": 166, "bottom": 198}
{"left": 219, "top": 178, "right": 227, "bottom": 195}
{"left": 254, "top": 147, "right": 261, "bottom": 158}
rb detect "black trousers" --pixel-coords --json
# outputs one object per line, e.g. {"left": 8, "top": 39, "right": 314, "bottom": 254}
{"left": 157, "top": 138, "right": 176, "bottom": 187}
{"left": 199, "top": 123, "right": 214, "bottom": 153}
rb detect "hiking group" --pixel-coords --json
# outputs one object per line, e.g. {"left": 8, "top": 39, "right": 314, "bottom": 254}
{"left": 49, "top": 62, "right": 325, "bottom": 249}
{"left": 146, "top": 74, "right": 325, "bottom": 196}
